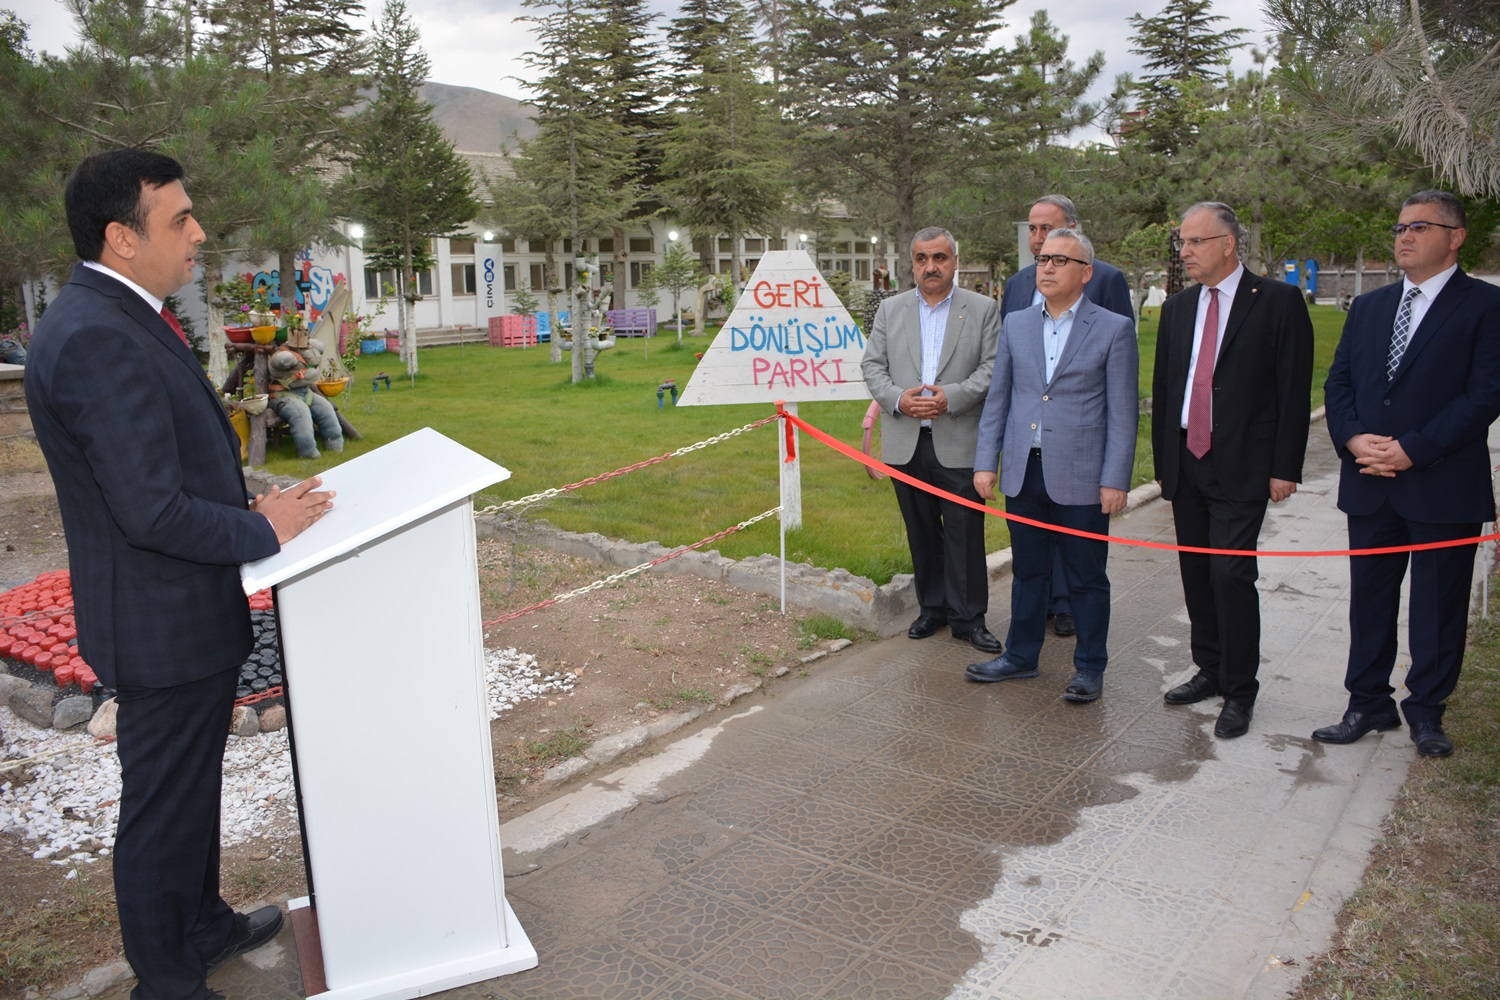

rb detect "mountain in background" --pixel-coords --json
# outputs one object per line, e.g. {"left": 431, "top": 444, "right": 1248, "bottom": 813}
{"left": 420, "top": 81, "right": 537, "bottom": 154}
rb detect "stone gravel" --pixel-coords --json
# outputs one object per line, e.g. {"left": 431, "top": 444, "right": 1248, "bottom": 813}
{"left": 0, "top": 647, "right": 575, "bottom": 862}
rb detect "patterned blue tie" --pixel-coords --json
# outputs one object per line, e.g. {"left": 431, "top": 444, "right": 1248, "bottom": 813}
{"left": 1386, "top": 287, "right": 1421, "bottom": 381}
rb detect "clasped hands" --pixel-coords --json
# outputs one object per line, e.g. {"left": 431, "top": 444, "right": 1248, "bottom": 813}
{"left": 898, "top": 384, "right": 948, "bottom": 420}
{"left": 1346, "top": 433, "right": 1412, "bottom": 478}
{"left": 251, "top": 475, "right": 337, "bottom": 543}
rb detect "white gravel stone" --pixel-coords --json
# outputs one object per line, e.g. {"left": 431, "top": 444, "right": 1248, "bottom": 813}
{"left": 1, "top": 648, "right": 574, "bottom": 859}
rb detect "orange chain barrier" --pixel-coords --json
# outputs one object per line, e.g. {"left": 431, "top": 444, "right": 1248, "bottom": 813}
{"left": 778, "top": 403, "right": 1500, "bottom": 558}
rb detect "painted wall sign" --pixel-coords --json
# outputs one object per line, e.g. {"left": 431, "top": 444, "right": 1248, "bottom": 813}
{"left": 476, "top": 242, "right": 505, "bottom": 327}
{"left": 678, "top": 251, "right": 872, "bottom": 406}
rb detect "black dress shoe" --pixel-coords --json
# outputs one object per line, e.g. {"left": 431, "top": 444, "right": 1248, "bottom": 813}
{"left": 954, "top": 625, "right": 1004, "bottom": 654}
{"left": 1311, "top": 710, "right": 1402, "bottom": 744}
{"left": 1063, "top": 670, "right": 1102, "bottom": 702}
{"left": 1052, "top": 613, "right": 1076, "bottom": 637}
{"left": 1410, "top": 722, "right": 1454, "bottom": 757}
{"left": 207, "top": 905, "right": 284, "bottom": 974}
{"left": 1164, "top": 673, "right": 1220, "bottom": 705}
{"left": 1214, "top": 699, "right": 1253, "bottom": 739}
{"left": 908, "top": 615, "right": 946, "bottom": 639}
{"left": 965, "top": 656, "right": 1038, "bottom": 683}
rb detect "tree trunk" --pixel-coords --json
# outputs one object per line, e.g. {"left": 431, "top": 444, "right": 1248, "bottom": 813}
{"left": 203, "top": 262, "right": 230, "bottom": 387}
{"left": 1354, "top": 247, "right": 1365, "bottom": 298}
{"left": 613, "top": 226, "right": 627, "bottom": 308}
{"left": 278, "top": 249, "right": 298, "bottom": 320}
{"left": 545, "top": 251, "right": 562, "bottom": 363}
{"left": 401, "top": 244, "right": 419, "bottom": 378}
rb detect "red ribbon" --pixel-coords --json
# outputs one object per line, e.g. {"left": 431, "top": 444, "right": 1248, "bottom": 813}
{"left": 774, "top": 404, "right": 1500, "bottom": 559}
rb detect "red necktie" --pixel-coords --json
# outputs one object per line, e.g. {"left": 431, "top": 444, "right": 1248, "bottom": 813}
{"left": 160, "top": 306, "right": 189, "bottom": 347}
{"left": 1187, "top": 287, "right": 1219, "bottom": 459}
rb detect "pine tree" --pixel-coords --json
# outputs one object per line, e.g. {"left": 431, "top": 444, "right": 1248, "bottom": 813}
{"left": 343, "top": 0, "right": 478, "bottom": 377}
{"left": 1126, "top": 0, "right": 1246, "bottom": 154}
{"left": 660, "top": 0, "right": 786, "bottom": 289}
{"left": 782, "top": 0, "right": 1010, "bottom": 287}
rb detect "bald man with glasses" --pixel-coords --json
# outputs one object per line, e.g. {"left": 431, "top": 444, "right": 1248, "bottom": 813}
{"left": 1151, "top": 202, "right": 1313, "bottom": 739}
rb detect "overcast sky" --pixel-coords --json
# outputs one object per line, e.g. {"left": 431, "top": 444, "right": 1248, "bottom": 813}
{"left": 16, "top": 0, "right": 1272, "bottom": 108}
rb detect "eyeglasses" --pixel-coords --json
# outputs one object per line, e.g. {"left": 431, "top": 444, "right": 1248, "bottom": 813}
{"left": 1035, "top": 254, "right": 1090, "bottom": 268}
{"left": 1181, "top": 234, "right": 1231, "bottom": 248}
{"left": 1390, "top": 221, "right": 1461, "bottom": 237}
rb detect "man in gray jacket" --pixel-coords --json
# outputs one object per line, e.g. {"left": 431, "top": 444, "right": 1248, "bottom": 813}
{"left": 969, "top": 229, "right": 1139, "bottom": 701}
{"left": 862, "top": 227, "right": 1004, "bottom": 654}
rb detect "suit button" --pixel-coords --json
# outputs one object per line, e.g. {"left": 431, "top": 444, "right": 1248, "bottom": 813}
{"left": 1030, "top": 423, "right": 1037, "bottom": 430}
{"left": 1042, "top": 394, "right": 1049, "bottom": 401}
{"left": 1384, "top": 399, "right": 1391, "bottom": 406}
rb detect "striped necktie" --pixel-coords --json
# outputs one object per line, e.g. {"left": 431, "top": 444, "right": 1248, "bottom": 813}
{"left": 1386, "top": 287, "right": 1421, "bottom": 381}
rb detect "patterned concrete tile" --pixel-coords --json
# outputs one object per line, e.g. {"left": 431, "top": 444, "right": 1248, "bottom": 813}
{"left": 786, "top": 712, "right": 904, "bottom": 760}
{"left": 723, "top": 732, "right": 859, "bottom": 791}
{"left": 615, "top": 881, "right": 760, "bottom": 965}
{"left": 841, "top": 819, "right": 993, "bottom": 893}
{"left": 751, "top": 793, "right": 893, "bottom": 862}
{"left": 865, "top": 728, "right": 991, "bottom": 780}
{"left": 960, "top": 857, "right": 1088, "bottom": 944}
{"left": 837, "top": 689, "right": 950, "bottom": 729}
{"left": 817, "top": 951, "right": 962, "bottom": 1000}
{"left": 647, "top": 971, "right": 757, "bottom": 999}
{"left": 954, "top": 752, "right": 1076, "bottom": 802}
{"left": 904, "top": 784, "right": 1035, "bottom": 843}
{"left": 999, "top": 719, "right": 1112, "bottom": 768}
{"left": 879, "top": 893, "right": 989, "bottom": 975}
{"left": 1052, "top": 877, "right": 1204, "bottom": 954}
{"left": 777, "top": 864, "right": 932, "bottom": 948}
{"left": 679, "top": 835, "right": 831, "bottom": 908}
{"left": 813, "top": 760, "right": 942, "bottom": 816}
{"left": 687, "top": 915, "right": 866, "bottom": 1000}
{"left": 489, "top": 940, "right": 681, "bottom": 1000}
{"left": 982, "top": 935, "right": 1176, "bottom": 1000}
{"left": 677, "top": 770, "right": 805, "bottom": 830}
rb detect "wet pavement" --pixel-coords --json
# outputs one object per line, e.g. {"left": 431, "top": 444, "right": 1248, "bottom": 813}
{"left": 185, "top": 421, "right": 1480, "bottom": 999}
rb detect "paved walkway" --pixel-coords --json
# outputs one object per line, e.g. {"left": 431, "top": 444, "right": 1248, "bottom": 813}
{"left": 196, "top": 420, "right": 1488, "bottom": 999}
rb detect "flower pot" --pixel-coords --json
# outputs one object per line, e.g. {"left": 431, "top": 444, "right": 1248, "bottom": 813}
{"left": 250, "top": 325, "right": 277, "bottom": 344}
{"left": 224, "top": 326, "right": 253, "bottom": 344}
{"left": 316, "top": 378, "right": 348, "bottom": 398}
{"left": 360, "top": 337, "right": 385, "bottom": 354}
{"left": 240, "top": 393, "right": 269, "bottom": 415}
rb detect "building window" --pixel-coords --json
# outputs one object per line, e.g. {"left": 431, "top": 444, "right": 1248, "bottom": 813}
{"left": 833, "top": 241, "right": 852, "bottom": 254}
{"left": 744, "top": 258, "right": 759, "bottom": 274}
{"left": 450, "top": 237, "right": 476, "bottom": 255}
{"left": 628, "top": 237, "right": 654, "bottom": 253}
{"left": 719, "top": 259, "right": 734, "bottom": 273}
{"left": 493, "top": 237, "right": 516, "bottom": 253}
{"left": 855, "top": 259, "right": 870, "bottom": 281}
{"left": 364, "top": 267, "right": 396, "bottom": 300}
{"left": 744, "top": 238, "right": 764, "bottom": 252}
{"left": 503, "top": 264, "right": 516, "bottom": 292}
{"left": 818, "top": 259, "right": 832, "bottom": 273}
{"left": 451, "top": 263, "right": 476, "bottom": 295}
{"left": 833, "top": 259, "right": 851, "bottom": 273}
{"left": 692, "top": 237, "right": 711, "bottom": 256}
{"left": 598, "top": 263, "right": 614, "bottom": 286}
{"left": 561, "top": 238, "right": 573, "bottom": 253}
{"left": 718, "top": 237, "right": 735, "bottom": 253}
{"left": 529, "top": 263, "right": 546, "bottom": 291}
{"left": 630, "top": 261, "right": 653, "bottom": 287}
{"left": 597, "top": 237, "right": 615, "bottom": 253}
{"left": 770, "top": 238, "right": 787, "bottom": 251}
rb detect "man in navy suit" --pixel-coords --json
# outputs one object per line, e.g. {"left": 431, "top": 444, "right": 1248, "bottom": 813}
{"left": 970, "top": 229, "right": 1139, "bottom": 701}
{"left": 1317, "top": 190, "right": 1500, "bottom": 757}
{"left": 25, "top": 150, "right": 334, "bottom": 1000}
{"left": 1151, "top": 202, "right": 1313, "bottom": 739}
{"left": 1001, "top": 195, "right": 1134, "bottom": 639}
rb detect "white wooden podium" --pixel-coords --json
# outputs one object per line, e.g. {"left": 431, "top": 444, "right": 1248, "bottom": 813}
{"left": 241, "top": 427, "right": 537, "bottom": 999}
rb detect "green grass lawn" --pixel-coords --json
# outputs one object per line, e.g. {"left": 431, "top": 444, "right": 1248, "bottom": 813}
{"left": 261, "top": 304, "right": 1347, "bottom": 584}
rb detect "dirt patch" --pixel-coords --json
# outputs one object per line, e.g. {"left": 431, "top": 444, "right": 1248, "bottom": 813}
{"left": 0, "top": 466, "right": 847, "bottom": 996}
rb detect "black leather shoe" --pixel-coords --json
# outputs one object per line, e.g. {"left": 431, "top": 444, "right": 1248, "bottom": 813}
{"left": 954, "top": 625, "right": 1004, "bottom": 654}
{"left": 1410, "top": 722, "right": 1454, "bottom": 757}
{"left": 908, "top": 615, "right": 946, "bottom": 639}
{"left": 1052, "top": 613, "right": 1076, "bottom": 637}
{"left": 1214, "top": 699, "right": 1253, "bottom": 739}
{"left": 1164, "top": 673, "right": 1220, "bottom": 705}
{"left": 1311, "top": 710, "right": 1402, "bottom": 744}
{"left": 1063, "top": 670, "right": 1103, "bottom": 702}
{"left": 207, "top": 905, "right": 284, "bottom": 974}
{"left": 965, "top": 656, "right": 1039, "bottom": 683}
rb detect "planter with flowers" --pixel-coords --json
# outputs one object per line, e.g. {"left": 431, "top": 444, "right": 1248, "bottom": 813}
{"left": 215, "top": 273, "right": 276, "bottom": 344}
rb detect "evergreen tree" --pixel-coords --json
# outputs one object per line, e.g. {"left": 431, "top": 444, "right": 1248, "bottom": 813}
{"left": 653, "top": 239, "right": 703, "bottom": 344}
{"left": 999, "top": 11, "right": 1108, "bottom": 150}
{"left": 660, "top": 0, "right": 786, "bottom": 289}
{"left": 1267, "top": 0, "right": 1500, "bottom": 197}
{"left": 1126, "top": 0, "right": 1246, "bottom": 154}
{"left": 783, "top": 0, "right": 1011, "bottom": 288}
{"left": 343, "top": 0, "right": 478, "bottom": 377}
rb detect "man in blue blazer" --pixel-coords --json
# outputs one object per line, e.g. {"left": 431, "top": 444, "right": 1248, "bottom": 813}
{"left": 25, "top": 150, "right": 334, "bottom": 1000}
{"left": 970, "top": 229, "right": 1139, "bottom": 701}
{"left": 1317, "top": 190, "right": 1500, "bottom": 757}
{"left": 1002, "top": 195, "right": 1135, "bottom": 640}
{"left": 863, "top": 227, "right": 1004, "bottom": 654}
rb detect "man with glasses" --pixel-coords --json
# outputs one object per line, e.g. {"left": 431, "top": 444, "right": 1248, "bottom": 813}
{"left": 1002, "top": 194, "right": 1134, "bottom": 640}
{"left": 969, "top": 229, "right": 1138, "bottom": 701}
{"left": 863, "top": 227, "right": 1004, "bottom": 655}
{"left": 1316, "top": 190, "right": 1500, "bottom": 757}
{"left": 1151, "top": 202, "right": 1313, "bottom": 738}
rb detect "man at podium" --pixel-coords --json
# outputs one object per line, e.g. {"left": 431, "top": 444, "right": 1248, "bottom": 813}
{"left": 25, "top": 149, "right": 335, "bottom": 1000}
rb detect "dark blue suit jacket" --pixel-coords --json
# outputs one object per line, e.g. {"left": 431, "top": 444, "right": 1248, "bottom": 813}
{"left": 1325, "top": 269, "right": 1500, "bottom": 524}
{"left": 24, "top": 264, "right": 279, "bottom": 688}
{"left": 1001, "top": 257, "right": 1134, "bottom": 322}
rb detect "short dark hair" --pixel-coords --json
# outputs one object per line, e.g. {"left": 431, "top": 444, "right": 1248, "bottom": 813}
{"left": 1401, "top": 189, "right": 1466, "bottom": 229}
{"left": 1032, "top": 195, "right": 1079, "bottom": 227}
{"left": 65, "top": 150, "right": 186, "bottom": 262}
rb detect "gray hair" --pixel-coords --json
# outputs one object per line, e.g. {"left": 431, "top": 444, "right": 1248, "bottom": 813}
{"left": 1032, "top": 194, "right": 1079, "bottom": 227}
{"left": 1183, "top": 201, "right": 1247, "bottom": 255}
{"left": 1402, "top": 189, "right": 1466, "bottom": 228}
{"left": 911, "top": 226, "right": 958, "bottom": 258}
{"left": 1043, "top": 227, "right": 1094, "bottom": 264}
